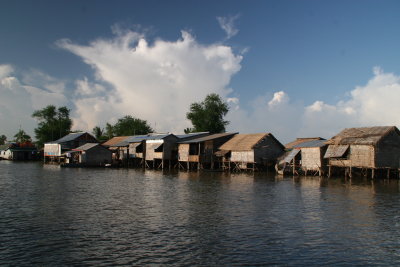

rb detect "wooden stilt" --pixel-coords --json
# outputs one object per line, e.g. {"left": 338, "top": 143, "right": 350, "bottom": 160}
{"left": 372, "top": 168, "right": 375, "bottom": 179}
{"left": 387, "top": 168, "right": 390, "bottom": 179}
{"left": 328, "top": 165, "right": 331, "bottom": 178}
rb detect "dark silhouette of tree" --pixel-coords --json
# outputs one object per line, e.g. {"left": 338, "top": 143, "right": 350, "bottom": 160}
{"left": 32, "top": 105, "right": 72, "bottom": 147}
{"left": 186, "top": 93, "right": 229, "bottom": 134}
{"left": 112, "top": 116, "right": 153, "bottom": 136}
{"left": 0, "top": 134, "right": 7, "bottom": 145}
{"left": 14, "top": 129, "right": 31, "bottom": 143}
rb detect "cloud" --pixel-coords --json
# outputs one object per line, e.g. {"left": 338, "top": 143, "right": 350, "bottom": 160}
{"left": 227, "top": 67, "right": 400, "bottom": 143}
{"left": 217, "top": 14, "right": 240, "bottom": 40}
{"left": 0, "top": 64, "right": 68, "bottom": 139}
{"left": 57, "top": 29, "right": 243, "bottom": 132}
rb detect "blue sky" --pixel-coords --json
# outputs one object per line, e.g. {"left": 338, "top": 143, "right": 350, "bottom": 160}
{"left": 1, "top": 0, "right": 400, "bottom": 142}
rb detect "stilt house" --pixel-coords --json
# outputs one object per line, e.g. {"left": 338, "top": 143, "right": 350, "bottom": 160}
{"left": 0, "top": 143, "right": 38, "bottom": 160}
{"left": 177, "top": 132, "right": 237, "bottom": 170}
{"left": 144, "top": 134, "right": 179, "bottom": 169}
{"left": 324, "top": 126, "right": 400, "bottom": 177}
{"left": 279, "top": 138, "right": 327, "bottom": 176}
{"left": 102, "top": 136, "right": 132, "bottom": 163}
{"left": 64, "top": 143, "right": 112, "bottom": 166}
{"left": 44, "top": 132, "right": 97, "bottom": 163}
{"left": 217, "top": 133, "right": 285, "bottom": 170}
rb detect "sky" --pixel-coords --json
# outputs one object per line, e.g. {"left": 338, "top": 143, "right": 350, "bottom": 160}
{"left": 1, "top": 0, "right": 400, "bottom": 143}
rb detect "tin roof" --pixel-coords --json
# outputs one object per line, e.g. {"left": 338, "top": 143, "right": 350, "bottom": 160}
{"left": 285, "top": 137, "right": 325, "bottom": 149}
{"left": 324, "top": 145, "right": 349, "bottom": 158}
{"left": 178, "top": 132, "right": 238, "bottom": 144}
{"left": 326, "top": 126, "right": 399, "bottom": 145}
{"left": 293, "top": 139, "right": 327, "bottom": 148}
{"left": 279, "top": 149, "right": 301, "bottom": 164}
{"left": 73, "top": 143, "right": 100, "bottom": 151}
{"left": 102, "top": 136, "right": 131, "bottom": 147}
{"left": 49, "top": 132, "right": 96, "bottom": 144}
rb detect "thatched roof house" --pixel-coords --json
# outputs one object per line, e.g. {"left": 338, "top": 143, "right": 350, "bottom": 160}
{"left": 217, "top": 133, "right": 285, "bottom": 170}
{"left": 324, "top": 126, "right": 400, "bottom": 169}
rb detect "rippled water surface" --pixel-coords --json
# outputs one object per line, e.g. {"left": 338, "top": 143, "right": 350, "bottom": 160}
{"left": 1, "top": 161, "right": 400, "bottom": 266}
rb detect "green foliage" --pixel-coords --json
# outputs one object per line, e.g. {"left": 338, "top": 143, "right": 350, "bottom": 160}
{"left": 14, "top": 129, "right": 31, "bottom": 143}
{"left": 0, "top": 135, "right": 7, "bottom": 145}
{"left": 105, "top": 123, "right": 114, "bottom": 139}
{"left": 113, "top": 115, "right": 153, "bottom": 136}
{"left": 186, "top": 93, "right": 229, "bottom": 134}
{"left": 92, "top": 126, "right": 109, "bottom": 142}
{"left": 92, "top": 126, "right": 104, "bottom": 139}
{"left": 32, "top": 105, "right": 72, "bottom": 147}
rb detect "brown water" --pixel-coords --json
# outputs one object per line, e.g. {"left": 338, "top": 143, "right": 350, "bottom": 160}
{"left": 1, "top": 161, "right": 400, "bottom": 266}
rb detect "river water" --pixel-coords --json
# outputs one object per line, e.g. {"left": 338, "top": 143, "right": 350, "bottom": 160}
{"left": 1, "top": 161, "right": 400, "bottom": 266}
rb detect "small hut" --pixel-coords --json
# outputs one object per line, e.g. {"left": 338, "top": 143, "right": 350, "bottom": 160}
{"left": 44, "top": 132, "right": 97, "bottom": 163}
{"left": 144, "top": 134, "right": 179, "bottom": 169}
{"left": 278, "top": 137, "right": 326, "bottom": 176}
{"left": 102, "top": 136, "right": 132, "bottom": 164}
{"left": 324, "top": 126, "right": 400, "bottom": 178}
{"left": 177, "top": 132, "right": 237, "bottom": 170}
{"left": 216, "top": 133, "right": 285, "bottom": 171}
{"left": 0, "top": 143, "right": 38, "bottom": 160}
{"left": 64, "top": 143, "right": 112, "bottom": 167}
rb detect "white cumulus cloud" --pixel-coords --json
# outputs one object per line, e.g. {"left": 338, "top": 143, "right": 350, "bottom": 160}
{"left": 0, "top": 64, "right": 68, "bottom": 139}
{"left": 57, "top": 29, "right": 243, "bottom": 132}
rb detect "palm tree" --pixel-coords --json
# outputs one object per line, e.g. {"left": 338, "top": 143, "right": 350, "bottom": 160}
{"left": 14, "top": 129, "right": 31, "bottom": 144}
{"left": 92, "top": 126, "right": 104, "bottom": 139}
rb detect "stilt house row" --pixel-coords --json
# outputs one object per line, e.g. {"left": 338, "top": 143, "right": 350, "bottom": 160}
{"left": 324, "top": 126, "right": 400, "bottom": 177}
{"left": 216, "top": 133, "right": 285, "bottom": 170}
{"left": 177, "top": 132, "right": 238, "bottom": 170}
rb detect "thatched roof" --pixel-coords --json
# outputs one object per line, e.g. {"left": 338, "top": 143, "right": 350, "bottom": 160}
{"left": 102, "top": 136, "right": 130, "bottom": 147}
{"left": 219, "top": 133, "right": 283, "bottom": 151}
{"left": 326, "top": 126, "right": 400, "bottom": 145}
{"left": 285, "top": 137, "right": 325, "bottom": 149}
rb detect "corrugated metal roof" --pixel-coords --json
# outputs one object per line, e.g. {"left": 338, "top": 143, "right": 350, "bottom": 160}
{"left": 324, "top": 145, "right": 349, "bottom": 158}
{"left": 178, "top": 132, "right": 238, "bottom": 144}
{"left": 285, "top": 137, "right": 325, "bottom": 149}
{"left": 219, "top": 133, "right": 282, "bottom": 151}
{"left": 326, "top": 126, "right": 399, "bottom": 145}
{"left": 49, "top": 132, "right": 95, "bottom": 144}
{"left": 175, "top": 132, "right": 209, "bottom": 140}
{"left": 73, "top": 143, "right": 100, "bottom": 151}
{"left": 102, "top": 136, "right": 131, "bottom": 147}
{"left": 293, "top": 139, "right": 327, "bottom": 148}
{"left": 279, "top": 149, "right": 300, "bottom": 164}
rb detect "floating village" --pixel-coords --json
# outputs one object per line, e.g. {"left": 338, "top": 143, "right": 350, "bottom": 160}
{"left": 1, "top": 126, "right": 400, "bottom": 179}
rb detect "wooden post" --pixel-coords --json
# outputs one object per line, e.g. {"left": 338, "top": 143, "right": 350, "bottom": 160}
{"left": 292, "top": 159, "right": 295, "bottom": 175}
{"left": 328, "top": 165, "right": 331, "bottom": 178}
{"left": 349, "top": 166, "right": 352, "bottom": 178}
{"left": 372, "top": 168, "right": 375, "bottom": 179}
{"left": 387, "top": 168, "right": 390, "bottom": 179}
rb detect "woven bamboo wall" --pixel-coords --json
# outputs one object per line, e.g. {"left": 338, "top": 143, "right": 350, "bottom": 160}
{"left": 301, "top": 147, "right": 322, "bottom": 170}
{"left": 178, "top": 144, "right": 189, "bottom": 161}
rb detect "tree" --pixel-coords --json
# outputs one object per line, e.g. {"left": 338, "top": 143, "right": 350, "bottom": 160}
{"left": 32, "top": 105, "right": 72, "bottom": 147}
{"left": 0, "top": 135, "right": 7, "bottom": 145}
{"left": 105, "top": 123, "right": 114, "bottom": 139}
{"left": 92, "top": 126, "right": 104, "bottom": 139}
{"left": 113, "top": 115, "right": 153, "bottom": 136}
{"left": 14, "top": 129, "right": 31, "bottom": 143}
{"left": 186, "top": 93, "right": 229, "bottom": 134}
